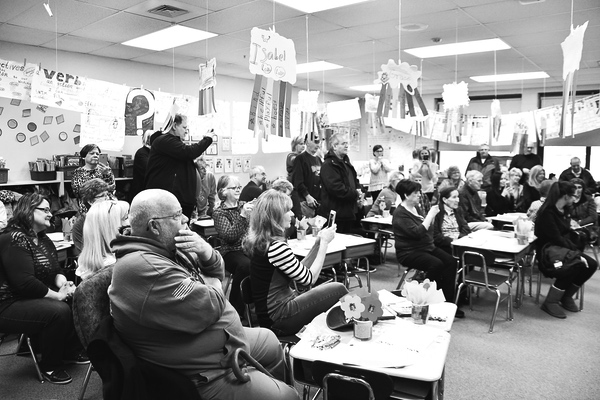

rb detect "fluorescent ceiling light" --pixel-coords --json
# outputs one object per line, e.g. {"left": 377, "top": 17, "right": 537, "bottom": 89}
{"left": 297, "top": 61, "right": 343, "bottom": 74}
{"left": 122, "top": 25, "right": 217, "bottom": 51}
{"left": 274, "top": 0, "right": 371, "bottom": 13}
{"left": 404, "top": 38, "right": 510, "bottom": 59}
{"left": 470, "top": 71, "right": 549, "bottom": 82}
{"left": 349, "top": 84, "right": 381, "bottom": 92}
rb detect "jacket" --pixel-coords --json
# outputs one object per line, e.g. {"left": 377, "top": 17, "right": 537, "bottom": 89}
{"left": 144, "top": 134, "right": 212, "bottom": 207}
{"left": 319, "top": 149, "right": 360, "bottom": 221}
{"left": 459, "top": 185, "right": 486, "bottom": 222}
{"left": 559, "top": 168, "right": 597, "bottom": 194}
{"left": 466, "top": 154, "right": 499, "bottom": 189}
{"left": 393, "top": 205, "right": 434, "bottom": 261}
{"left": 433, "top": 205, "right": 471, "bottom": 251}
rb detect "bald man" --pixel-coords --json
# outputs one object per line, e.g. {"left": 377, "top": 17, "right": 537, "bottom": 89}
{"left": 239, "top": 166, "right": 267, "bottom": 203}
{"left": 109, "top": 189, "right": 298, "bottom": 400}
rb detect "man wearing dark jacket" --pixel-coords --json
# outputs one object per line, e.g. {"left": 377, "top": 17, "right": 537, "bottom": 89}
{"left": 465, "top": 144, "right": 499, "bottom": 190}
{"left": 459, "top": 171, "right": 494, "bottom": 231}
{"left": 291, "top": 133, "right": 322, "bottom": 218}
{"left": 144, "top": 114, "right": 212, "bottom": 219}
{"left": 319, "top": 134, "right": 363, "bottom": 234}
{"left": 559, "top": 157, "right": 597, "bottom": 194}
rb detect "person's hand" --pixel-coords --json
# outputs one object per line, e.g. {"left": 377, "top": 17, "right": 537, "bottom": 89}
{"left": 241, "top": 201, "right": 255, "bottom": 218}
{"left": 175, "top": 229, "right": 212, "bottom": 257}
{"left": 306, "top": 194, "right": 318, "bottom": 208}
{"left": 427, "top": 205, "right": 440, "bottom": 218}
{"left": 580, "top": 256, "right": 589, "bottom": 268}
{"left": 570, "top": 219, "right": 581, "bottom": 230}
{"left": 319, "top": 225, "right": 336, "bottom": 244}
{"left": 522, "top": 168, "right": 530, "bottom": 174}
{"left": 58, "top": 283, "right": 72, "bottom": 301}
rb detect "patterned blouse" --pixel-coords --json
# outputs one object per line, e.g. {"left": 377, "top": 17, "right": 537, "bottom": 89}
{"left": 212, "top": 203, "right": 249, "bottom": 257}
{"left": 70, "top": 166, "right": 115, "bottom": 213}
{"left": 441, "top": 208, "right": 461, "bottom": 240}
{"left": 0, "top": 228, "right": 62, "bottom": 306}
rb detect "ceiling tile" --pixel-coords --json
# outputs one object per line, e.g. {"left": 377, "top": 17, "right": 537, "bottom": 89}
{"left": 39, "top": 34, "right": 113, "bottom": 54}
{"left": 0, "top": 24, "right": 55, "bottom": 46}
{"left": 131, "top": 52, "right": 197, "bottom": 66}
{"left": 0, "top": 0, "right": 38, "bottom": 23}
{"left": 89, "top": 44, "right": 153, "bottom": 60}
{"left": 69, "top": 12, "right": 171, "bottom": 43}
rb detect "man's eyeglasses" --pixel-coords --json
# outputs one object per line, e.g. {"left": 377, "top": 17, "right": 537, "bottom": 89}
{"left": 35, "top": 207, "right": 52, "bottom": 214}
{"left": 150, "top": 209, "right": 183, "bottom": 221}
{"left": 227, "top": 186, "right": 242, "bottom": 191}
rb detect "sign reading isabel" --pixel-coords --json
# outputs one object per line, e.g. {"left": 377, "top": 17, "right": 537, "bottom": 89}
{"left": 249, "top": 27, "right": 296, "bottom": 84}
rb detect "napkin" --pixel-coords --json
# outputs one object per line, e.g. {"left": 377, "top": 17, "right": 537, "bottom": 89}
{"left": 401, "top": 279, "right": 446, "bottom": 306}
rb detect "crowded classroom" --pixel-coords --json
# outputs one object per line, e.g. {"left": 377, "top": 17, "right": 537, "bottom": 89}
{"left": 1, "top": 0, "right": 599, "bottom": 399}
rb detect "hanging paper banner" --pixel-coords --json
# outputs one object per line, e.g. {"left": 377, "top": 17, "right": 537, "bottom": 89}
{"left": 376, "top": 59, "right": 426, "bottom": 119}
{"left": 327, "top": 98, "right": 361, "bottom": 124}
{"left": 199, "top": 58, "right": 217, "bottom": 116}
{"left": 442, "top": 81, "right": 470, "bottom": 111}
{"left": 490, "top": 99, "right": 502, "bottom": 142}
{"left": 0, "top": 58, "right": 37, "bottom": 101}
{"left": 31, "top": 67, "right": 88, "bottom": 112}
{"left": 249, "top": 27, "right": 297, "bottom": 84}
{"left": 124, "top": 88, "right": 155, "bottom": 136}
{"left": 560, "top": 21, "right": 588, "bottom": 138}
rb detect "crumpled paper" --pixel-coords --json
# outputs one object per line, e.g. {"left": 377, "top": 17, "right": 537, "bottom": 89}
{"left": 401, "top": 279, "right": 446, "bottom": 305}
{"left": 514, "top": 217, "right": 533, "bottom": 236}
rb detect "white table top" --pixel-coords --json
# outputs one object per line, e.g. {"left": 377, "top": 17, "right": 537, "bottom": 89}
{"left": 288, "top": 235, "right": 346, "bottom": 258}
{"left": 361, "top": 215, "right": 393, "bottom": 226}
{"left": 193, "top": 219, "right": 215, "bottom": 227}
{"left": 332, "top": 233, "right": 376, "bottom": 247}
{"left": 290, "top": 290, "right": 454, "bottom": 382}
{"left": 487, "top": 212, "right": 527, "bottom": 223}
{"left": 47, "top": 232, "right": 73, "bottom": 251}
{"left": 451, "top": 229, "right": 534, "bottom": 254}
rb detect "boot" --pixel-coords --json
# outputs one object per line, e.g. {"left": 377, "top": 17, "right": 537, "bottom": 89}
{"left": 541, "top": 285, "right": 566, "bottom": 319}
{"left": 560, "top": 284, "right": 581, "bottom": 312}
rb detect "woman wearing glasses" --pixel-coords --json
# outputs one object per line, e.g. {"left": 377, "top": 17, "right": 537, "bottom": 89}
{"left": 0, "top": 194, "right": 87, "bottom": 384}
{"left": 76, "top": 200, "right": 129, "bottom": 280}
{"left": 213, "top": 175, "right": 254, "bottom": 318}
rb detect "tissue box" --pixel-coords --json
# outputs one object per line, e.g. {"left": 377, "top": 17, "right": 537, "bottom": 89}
{"left": 0, "top": 168, "right": 8, "bottom": 184}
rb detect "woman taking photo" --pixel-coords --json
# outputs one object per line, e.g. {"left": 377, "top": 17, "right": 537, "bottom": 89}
{"left": 71, "top": 144, "right": 115, "bottom": 214}
{"left": 76, "top": 200, "right": 129, "bottom": 280}
{"left": 213, "top": 175, "right": 254, "bottom": 317}
{"left": 393, "top": 180, "right": 463, "bottom": 317}
{"left": 485, "top": 171, "right": 512, "bottom": 217}
{"left": 534, "top": 181, "right": 597, "bottom": 319}
{"left": 0, "top": 194, "right": 86, "bottom": 384}
{"left": 411, "top": 147, "right": 438, "bottom": 201}
{"left": 433, "top": 187, "right": 471, "bottom": 255}
{"left": 243, "top": 190, "right": 348, "bottom": 336}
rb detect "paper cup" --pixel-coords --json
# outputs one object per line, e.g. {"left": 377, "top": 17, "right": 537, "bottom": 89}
{"left": 411, "top": 304, "right": 429, "bottom": 325}
{"left": 297, "top": 230, "right": 306, "bottom": 241}
{"left": 353, "top": 320, "right": 373, "bottom": 340}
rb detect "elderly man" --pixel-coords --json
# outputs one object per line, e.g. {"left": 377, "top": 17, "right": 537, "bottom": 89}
{"left": 559, "top": 157, "right": 597, "bottom": 194}
{"left": 459, "top": 171, "right": 494, "bottom": 231}
{"left": 291, "top": 132, "right": 322, "bottom": 219}
{"left": 509, "top": 141, "right": 542, "bottom": 176}
{"left": 466, "top": 143, "right": 499, "bottom": 190}
{"left": 319, "top": 133, "right": 363, "bottom": 234}
{"left": 108, "top": 189, "right": 298, "bottom": 400}
{"left": 239, "top": 166, "right": 267, "bottom": 203}
{"left": 194, "top": 155, "right": 216, "bottom": 218}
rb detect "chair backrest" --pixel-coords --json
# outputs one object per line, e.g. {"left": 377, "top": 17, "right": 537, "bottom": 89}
{"left": 240, "top": 276, "right": 254, "bottom": 327}
{"left": 312, "top": 360, "right": 393, "bottom": 400}
{"left": 72, "top": 266, "right": 113, "bottom": 349}
{"left": 461, "top": 249, "right": 496, "bottom": 288}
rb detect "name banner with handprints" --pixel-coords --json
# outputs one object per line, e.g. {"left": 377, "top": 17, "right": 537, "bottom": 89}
{"left": 249, "top": 28, "right": 296, "bottom": 84}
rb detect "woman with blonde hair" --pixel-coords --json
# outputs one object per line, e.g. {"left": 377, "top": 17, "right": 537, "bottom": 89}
{"left": 243, "top": 189, "right": 348, "bottom": 336}
{"left": 503, "top": 167, "right": 525, "bottom": 212}
{"left": 522, "top": 165, "right": 545, "bottom": 211}
{"left": 76, "top": 200, "right": 129, "bottom": 280}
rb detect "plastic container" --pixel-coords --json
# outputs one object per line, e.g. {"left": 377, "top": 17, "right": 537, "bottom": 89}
{"left": 30, "top": 171, "right": 57, "bottom": 181}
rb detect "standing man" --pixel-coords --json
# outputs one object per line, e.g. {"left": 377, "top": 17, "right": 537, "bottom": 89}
{"left": 465, "top": 143, "right": 499, "bottom": 190}
{"left": 239, "top": 166, "right": 267, "bottom": 203}
{"left": 194, "top": 155, "right": 217, "bottom": 218}
{"left": 129, "top": 129, "right": 152, "bottom": 203}
{"left": 509, "top": 141, "right": 542, "bottom": 176}
{"left": 108, "top": 189, "right": 298, "bottom": 400}
{"left": 319, "top": 133, "right": 363, "bottom": 234}
{"left": 459, "top": 171, "right": 494, "bottom": 231}
{"left": 559, "top": 157, "right": 597, "bottom": 194}
{"left": 144, "top": 114, "right": 213, "bottom": 219}
{"left": 291, "top": 133, "right": 322, "bottom": 218}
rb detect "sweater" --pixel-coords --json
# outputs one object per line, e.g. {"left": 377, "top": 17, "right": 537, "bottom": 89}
{"left": 393, "top": 205, "right": 434, "bottom": 261}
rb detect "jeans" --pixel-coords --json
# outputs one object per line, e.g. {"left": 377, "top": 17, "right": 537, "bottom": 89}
{"left": 194, "top": 327, "right": 299, "bottom": 400}
{"left": 398, "top": 247, "right": 458, "bottom": 301}
{"left": 223, "top": 251, "right": 251, "bottom": 317}
{"left": 0, "top": 298, "right": 83, "bottom": 371}
{"left": 271, "top": 282, "right": 348, "bottom": 336}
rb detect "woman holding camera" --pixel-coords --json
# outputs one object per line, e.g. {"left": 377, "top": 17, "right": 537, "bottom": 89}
{"left": 411, "top": 147, "right": 438, "bottom": 201}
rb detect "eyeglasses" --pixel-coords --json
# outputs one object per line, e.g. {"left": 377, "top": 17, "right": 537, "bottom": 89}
{"left": 35, "top": 207, "right": 52, "bottom": 214}
{"left": 227, "top": 186, "right": 242, "bottom": 191}
{"left": 151, "top": 209, "right": 183, "bottom": 221}
{"left": 376, "top": 150, "right": 384, "bottom": 153}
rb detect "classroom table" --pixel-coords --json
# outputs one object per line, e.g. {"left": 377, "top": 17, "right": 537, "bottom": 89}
{"left": 487, "top": 212, "right": 528, "bottom": 229}
{"left": 451, "top": 229, "right": 535, "bottom": 307}
{"left": 361, "top": 215, "right": 393, "bottom": 230}
{"left": 290, "top": 290, "right": 456, "bottom": 400}
{"left": 288, "top": 236, "right": 346, "bottom": 285}
{"left": 334, "top": 233, "right": 376, "bottom": 292}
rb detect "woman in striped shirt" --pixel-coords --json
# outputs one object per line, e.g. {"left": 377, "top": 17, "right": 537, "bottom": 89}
{"left": 243, "top": 190, "right": 348, "bottom": 336}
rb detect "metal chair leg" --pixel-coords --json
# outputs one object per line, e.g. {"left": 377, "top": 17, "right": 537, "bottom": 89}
{"left": 24, "top": 335, "right": 45, "bottom": 383}
{"left": 78, "top": 364, "right": 94, "bottom": 400}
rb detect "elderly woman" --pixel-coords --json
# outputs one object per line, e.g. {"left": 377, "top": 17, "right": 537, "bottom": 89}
{"left": 0, "top": 194, "right": 86, "bottom": 384}
{"left": 393, "top": 180, "right": 463, "bottom": 317}
{"left": 76, "top": 200, "right": 129, "bottom": 281}
{"left": 522, "top": 165, "right": 545, "bottom": 212}
{"left": 503, "top": 167, "right": 525, "bottom": 212}
{"left": 71, "top": 144, "right": 115, "bottom": 214}
{"left": 213, "top": 175, "right": 254, "bottom": 317}
{"left": 433, "top": 187, "right": 471, "bottom": 255}
{"left": 71, "top": 178, "right": 110, "bottom": 255}
{"left": 367, "top": 171, "right": 403, "bottom": 217}
{"left": 368, "top": 145, "right": 393, "bottom": 201}
{"left": 534, "top": 181, "right": 597, "bottom": 318}
{"left": 286, "top": 136, "right": 306, "bottom": 181}
{"left": 438, "top": 166, "right": 465, "bottom": 192}
{"left": 243, "top": 190, "right": 348, "bottom": 335}
{"left": 485, "top": 171, "right": 512, "bottom": 217}
{"left": 569, "top": 178, "right": 598, "bottom": 244}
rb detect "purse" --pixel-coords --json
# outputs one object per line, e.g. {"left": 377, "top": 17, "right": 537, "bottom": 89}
{"left": 539, "top": 243, "right": 582, "bottom": 278}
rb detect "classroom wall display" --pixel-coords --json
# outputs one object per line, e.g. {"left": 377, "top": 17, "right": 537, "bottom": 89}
{"left": 199, "top": 58, "right": 217, "bottom": 116}
{"left": 124, "top": 87, "right": 155, "bottom": 136}
{"left": 0, "top": 58, "right": 37, "bottom": 101}
{"left": 31, "top": 67, "right": 87, "bottom": 112}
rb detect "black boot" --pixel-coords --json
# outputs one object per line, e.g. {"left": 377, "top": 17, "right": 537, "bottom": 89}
{"left": 541, "top": 285, "right": 566, "bottom": 319}
{"left": 560, "top": 284, "right": 580, "bottom": 312}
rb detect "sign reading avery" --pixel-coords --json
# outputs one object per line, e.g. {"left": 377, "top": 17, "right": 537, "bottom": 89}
{"left": 249, "top": 27, "right": 296, "bottom": 84}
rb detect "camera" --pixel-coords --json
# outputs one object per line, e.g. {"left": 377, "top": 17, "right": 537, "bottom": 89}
{"left": 422, "top": 154, "right": 429, "bottom": 161}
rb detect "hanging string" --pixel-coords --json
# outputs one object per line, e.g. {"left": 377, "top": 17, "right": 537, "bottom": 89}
{"left": 172, "top": 47, "right": 175, "bottom": 91}
{"left": 54, "top": 0, "right": 58, "bottom": 72}
{"left": 570, "top": 0, "right": 574, "bottom": 28}
{"left": 420, "top": 59, "right": 423, "bottom": 94}
{"left": 305, "top": 15, "right": 310, "bottom": 91}
{"left": 322, "top": 69, "right": 325, "bottom": 104}
{"left": 454, "top": 9, "right": 458, "bottom": 83}
{"left": 398, "top": 0, "right": 401, "bottom": 61}
{"left": 205, "top": 0, "right": 209, "bottom": 59}
{"left": 494, "top": 49, "right": 497, "bottom": 99}
{"left": 520, "top": 57, "right": 524, "bottom": 101}
{"left": 372, "top": 40, "right": 376, "bottom": 95}
{"left": 273, "top": 0, "right": 276, "bottom": 29}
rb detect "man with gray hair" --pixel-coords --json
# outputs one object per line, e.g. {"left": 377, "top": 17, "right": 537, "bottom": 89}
{"left": 239, "top": 165, "right": 267, "bottom": 203}
{"left": 459, "top": 170, "right": 494, "bottom": 231}
{"left": 465, "top": 143, "right": 499, "bottom": 190}
{"left": 559, "top": 157, "right": 597, "bottom": 194}
{"left": 109, "top": 189, "right": 298, "bottom": 400}
{"left": 194, "top": 155, "right": 216, "bottom": 218}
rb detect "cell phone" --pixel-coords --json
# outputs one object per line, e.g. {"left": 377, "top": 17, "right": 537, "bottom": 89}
{"left": 327, "top": 210, "right": 337, "bottom": 228}
{"left": 422, "top": 154, "right": 429, "bottom": 161}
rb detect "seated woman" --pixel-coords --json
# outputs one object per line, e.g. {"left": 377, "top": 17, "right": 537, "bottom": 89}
{"left": 433, "top": 187, "right": 471, "bottom": 255}
{"left": 522, "top": 165, "right": 545, "bottom": 212}
{"left": 367, "top": 171, "right": 403, "bottom": 217}
{"left": 527, "top": 180, "right": 553, "bottom": 223}
{"left": 71, "top": 178, "right": 110, "bottom": 255}
{"left": 485, "top": 171, "right": 512, "bottom": 217}
{"left": 213, "top": 175, "right": 254, "bottom": 317}
{"left": 76, "top": 200, "right": 130, "bottom": 280}
{"left": 243, "top": 189, "right": 348, "bottom": 336}
{"left": 0, "top": 194, "right": 86, "bottom": 384}
{"left": 569, "top": 178, "right": 598, "bottom": 244}
{"left": 437, "top": 166, "right": 465, "bottom": 192}
{"left": 393, "top": 180, "right": 463, "bottom": 317}
{"left": 534, "top": 181, "right": 597, "bottom": 319}
{"left": 502, "top": 167, "right": 526, "bottom": 212}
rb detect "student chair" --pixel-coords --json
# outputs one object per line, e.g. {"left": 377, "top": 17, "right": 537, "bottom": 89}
{"left": 455, "top": 250, "right": 514, "bottom": 333}
{"left": 0, "top": 332, "right": 45, "bottom": 383}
